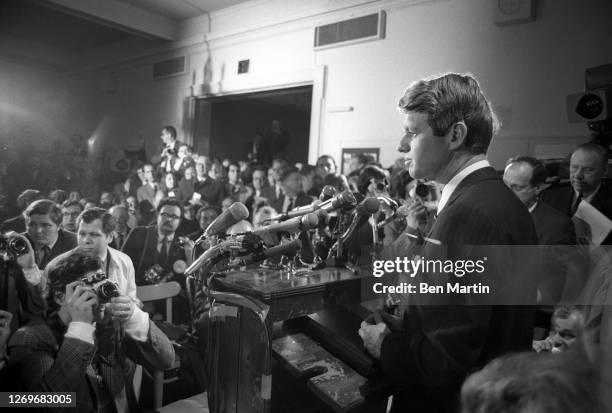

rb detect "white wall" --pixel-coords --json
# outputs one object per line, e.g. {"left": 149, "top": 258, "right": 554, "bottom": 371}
{"left": 4, "top": 0, "right": 612, "bottom": 169}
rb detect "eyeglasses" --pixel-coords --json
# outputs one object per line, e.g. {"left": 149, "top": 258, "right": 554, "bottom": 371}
{"left": 160, "top": 212, "right": 180, "bottom": 221}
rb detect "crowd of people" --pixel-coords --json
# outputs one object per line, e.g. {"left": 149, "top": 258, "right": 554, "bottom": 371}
{"left": 0, "top": 73, "right": 610, "bottom": 412}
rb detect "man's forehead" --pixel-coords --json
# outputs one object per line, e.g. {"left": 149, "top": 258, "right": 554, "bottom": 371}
{"left": 403, "top": 111, "right": 429, "bottom": 128}
{"left": 79, "top": 219, "right": 104, "bottom": 232}
{"left": 571, "top": 149, "right": 605, "bottom": 166}
{"left": 160, "top": 205, "right": 181, "bottom": 214}
{"left": 29, "top": 213, "right": 54, "bottom": 223}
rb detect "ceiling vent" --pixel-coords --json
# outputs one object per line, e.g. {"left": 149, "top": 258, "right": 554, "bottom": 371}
{"left": 153, "top": 56, "right": 187, "bottom": 80}
{"left": 314, "top": 11, "right": 385, "bottom": 50}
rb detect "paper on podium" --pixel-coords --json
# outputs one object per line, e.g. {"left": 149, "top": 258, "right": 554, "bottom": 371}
{"left": 573, "top": 200, "right": 612, "bottom": 246}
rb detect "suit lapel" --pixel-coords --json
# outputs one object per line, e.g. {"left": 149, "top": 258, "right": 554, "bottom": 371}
{"left": 437, "top": 167, "right": 500, "bottom": 218}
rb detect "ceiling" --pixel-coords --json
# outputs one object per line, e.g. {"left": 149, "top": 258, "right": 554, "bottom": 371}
{"left": 0, "top": 0, "right": 252, "bottom": 71}
{"left": 114, "top": 0, "right": 249, "bottom": 20}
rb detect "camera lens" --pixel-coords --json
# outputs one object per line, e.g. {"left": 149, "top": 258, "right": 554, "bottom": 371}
{"left": 9, "top": 237, "right": 28, "bottom": 255}
{"left": 415, "top": 183, "right": 429, "bottom": 198}
{"left": 576, "top": 94, "right": 604, "bottom": 120}
{"left": 97, "top": 282, "right": 120, "bottom": 300}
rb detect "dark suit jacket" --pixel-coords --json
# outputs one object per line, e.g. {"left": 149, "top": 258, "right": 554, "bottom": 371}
{"left": 194, "top": 178, "right": 227, "bottom": 208}
{"left": 380, "top": 167, "right": 538, "bottom": 413}
{"left": 25, "top": 229, "right": 78, "bottom": 269}
{"left": 259, "top": 185, "right": 282, "bottom": 206}
{"left": 7, "top": 314, "right": 174, "bottom": 412}
{"left": 531, "top": 201, "right": 586, "bottom": 304}
{"left": 121, "top": 226, "right": 187, "bottom": 286}
{"left": 270, "top": 192, "right": 313, "bottom": 213}
{"left": 541, "top": 181, "right": 612, "bottom": 220}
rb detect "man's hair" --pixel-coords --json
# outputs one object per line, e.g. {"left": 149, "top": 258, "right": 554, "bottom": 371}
{"left": 357, "top": 165, "right": 388, "bottom": 195}
{"left": 49, "top": 189, "right": 68, "bottom": 205}
{"left": 61, "top": 200, "right": 83, "bottom": 211}
{"left": 76, "top": 207, "right": 115, "bottom": 235}
{"left": 162, "top": 126, "right": 177, "bottom": 139}
{"left": 573, "top": 142, "right": 608, "bottom": 168}
{"left": 398, "top": 72, "right": 499, "bottom": 155}
{"left": 196, "top": 205, "right": 220, "bottom": 220}
{"left": 316, "top": 155, "right": 337, "bottom": 169}
{"left": 461, "top": 350, "right": 602, "bottom": 413}
{"left": 300, "top": 164, "right": 317, "bottom": 177}
{"left": 157, "top": 198, "right": 183, "bottom": 214}
{"left": 25, "top": 199, "right": 62, "bottom": 226}
{"left": 280, "top": 168, "right": 300, "bottom": 182}
{"left": 324, "top": 174, "right": 349, "bottom": 192}
{"left": 46, "top": 253, "right": 102, "bottom": 312}
{"left": 506, "top": 156, "right": 548, "bottom": 186}
{"left": 17, "top": 189, "right": 43, "bottom": 211}
{"left": 552, "top": 304, "right": 584, "bottom": 324}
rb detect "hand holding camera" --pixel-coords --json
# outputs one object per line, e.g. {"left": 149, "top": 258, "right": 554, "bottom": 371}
{"left": 0, "top": 232, "right": 35, "bottom": 269}
{"left": 65, "top": 281, "right": 97, "bottom": 325}
{"left": 107, "top": 295, "right": 135, "bottom": 323}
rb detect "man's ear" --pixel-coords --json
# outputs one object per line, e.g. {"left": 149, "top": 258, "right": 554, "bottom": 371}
{"left": 534, "top": 183, "right": 545, "bottom": 196}
{"left": 448, "top": 121, "right": 468, "bottom": 151}
{"left": 54, "top": 291, "right": 65, "bottom": 307}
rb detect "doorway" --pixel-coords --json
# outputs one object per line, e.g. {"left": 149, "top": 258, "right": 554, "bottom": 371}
{"left": 193, "top": 85, "right": 312, "bottom": 166}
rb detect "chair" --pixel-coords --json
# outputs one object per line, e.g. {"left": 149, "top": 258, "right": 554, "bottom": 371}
{"left": 137, "top": 281, "right": 183, "bottom": 409}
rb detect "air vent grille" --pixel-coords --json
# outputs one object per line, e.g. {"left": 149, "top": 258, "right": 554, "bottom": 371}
{"left": 315, "top": 12, "right": 385, "bottom": 50}
{"left": 153, "top": 56, "right": 186, "bottom": 80}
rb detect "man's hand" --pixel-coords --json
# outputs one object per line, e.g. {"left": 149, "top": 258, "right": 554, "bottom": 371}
{"left": 405, "top": 199, "right": 427, "bottom": 230}
{"left": 107, "top": 295, "right": 136, "bottom": 323}
{"left": 358, "top": 320, "right": 389, "bottom": 359}
{"left": 65, "top": 282, "right": 97, "bottom": 325}
{"left": 7, "top": 232, "right": 36, "bottom": 270}
{"left": 0, "top": 310, "right": 13, "bottom": 356}
{"left": 532, "top": 338, "right": 553, "bottom": 353}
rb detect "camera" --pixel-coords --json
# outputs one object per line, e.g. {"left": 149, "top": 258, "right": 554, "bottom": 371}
{"left": 80, "top": 270, "right": 120, "bottom": 301}
{"left": 0, "top": 233, "right": 28, "bottom": 260}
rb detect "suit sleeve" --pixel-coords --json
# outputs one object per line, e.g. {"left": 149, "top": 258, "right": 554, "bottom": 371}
{"left": 8, "top": 328, "right": 95, "bottom": 393}
{"left": 123, "top": 320, "right": 175, "bottom": 371}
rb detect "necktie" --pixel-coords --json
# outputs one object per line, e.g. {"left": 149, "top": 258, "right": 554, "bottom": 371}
{"left": 277, "top": 187, "right": 284, "bottom": 199}
{"left": 159, "top": 236, "right": 169, "bottom": 264}
{"left": 571, "top": 192, "right": 582, "bottom": 215}
{"left": 115, "top": 233, "right": 124, "bottom": 249}
{"left": 37, "top": 245, "right": 51, "bottom": 269}
{"left": 287, "top": 197, "right": 295, "bottom": 212}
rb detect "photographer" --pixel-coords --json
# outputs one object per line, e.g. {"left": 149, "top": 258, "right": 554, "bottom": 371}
{"left": 44, "top": 207, "right": 139, "bottom": 306}
{"left": 7, "top": 252, "right": 174, "bottom": 411}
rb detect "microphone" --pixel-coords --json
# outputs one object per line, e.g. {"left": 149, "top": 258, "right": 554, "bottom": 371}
{"left": 194, "top": 202, "right": 249, "bottom": 244}
{"left": 272, "top": 191, "right": 357, "bottom": 221}
{"left": 319, "top": 185, "right": 337, "bottom": 202}
{"left": 184, "top": 235, "right": 258, "bottom": 276}
{"left": 227, "top": 239, "right": 302, "bottom": 268}
{"left": 253, "top": 212, "right": 319, "bottom": 246}
{"left": 340, "top": 197, "right": 380, "bottom": 241}
{"left": 376, "top": 205, "right": 410, "bottom": 230}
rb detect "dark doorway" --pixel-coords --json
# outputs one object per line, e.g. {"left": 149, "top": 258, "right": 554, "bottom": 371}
{"left": 193, "top": 85, "right": 312, "bottom": 166}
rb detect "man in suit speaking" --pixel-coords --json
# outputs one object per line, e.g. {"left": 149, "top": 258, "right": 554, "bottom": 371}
{"left": 359, "top": 73, "right": 538, "bottom": 413}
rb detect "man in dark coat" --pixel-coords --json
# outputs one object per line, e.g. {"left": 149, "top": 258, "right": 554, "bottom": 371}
{"left": 541, "top": 142, "right": 612, "bottom": 244}
{"left": 360, "top": 73, "right": 538, "bottom": 413}
{"left": 503, "top": 156, "right": 582, "bottom": 304}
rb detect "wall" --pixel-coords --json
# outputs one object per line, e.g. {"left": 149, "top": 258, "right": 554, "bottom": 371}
{"left": 4, "top": 0, "right": 612, "bottom": 170}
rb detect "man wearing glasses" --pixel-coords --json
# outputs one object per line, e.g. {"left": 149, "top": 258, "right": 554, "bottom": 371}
{"left": 121, "top": 198, "right": 191, "bottom": 286}
{"left": 60, "top": 200, "right": 83, "bottom": 233}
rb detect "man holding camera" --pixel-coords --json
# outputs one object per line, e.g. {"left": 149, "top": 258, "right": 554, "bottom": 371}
{"left": 7, "top": 252, "right": 174, "bottom": 411}
{"left": 43, "top": 207, "right": 139, "bottom": 305}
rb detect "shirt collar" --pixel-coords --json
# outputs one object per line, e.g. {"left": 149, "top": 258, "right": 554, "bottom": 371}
{"left": 157, "top": 230, "right": 174, "bottom": 242}
{"left": 576, "top": 184, "right": 601, "bottom": 204}
{"left": 437, "top": 160, "right": 491, "bottom": 214}
{"left": 528, "top": 201, "right": 538, "bottom": 213}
